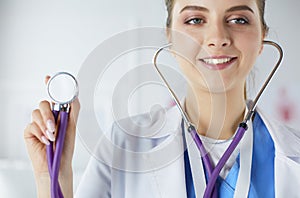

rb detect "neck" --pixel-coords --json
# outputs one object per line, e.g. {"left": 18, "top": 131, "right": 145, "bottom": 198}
{"left": 185, "top": 86, "right": 246, "bottom": 140}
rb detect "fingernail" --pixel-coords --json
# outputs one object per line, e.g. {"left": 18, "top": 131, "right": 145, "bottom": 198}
{"left": 46, "top": 120, "right": 55, "bottom": 133}
{"left": 46, "top": 130, "right": 55, "bottom": 142}
{"left": 41, "top": 136, "right": 50, "bottom": 145}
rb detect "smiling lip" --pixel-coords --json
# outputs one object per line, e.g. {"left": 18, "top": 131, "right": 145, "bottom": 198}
{"left": 199, "top": 56, "right": 238, "bottom": 70}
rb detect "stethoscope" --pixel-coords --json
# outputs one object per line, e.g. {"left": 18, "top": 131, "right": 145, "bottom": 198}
{"left": 153, "top": 40, "right": 283, "bottom": 198}
{"left": 46, "top": 72, "right": 79, "bottom": 198}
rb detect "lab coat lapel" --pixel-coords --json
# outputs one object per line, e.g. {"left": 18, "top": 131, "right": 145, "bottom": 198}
{"left": 257, "top": 107, "right": 300, "bottom": 156}
{"left": 149, "top": 127, "right": 187, "bottom": 198}
{"left": 233, "top": 119, "right": 253, "bottom": 198}
{"left": 257, "top": 108, "right": 300, "bottom": 197}
{"left": 145, "top": 105, "right": 187, "bottom": 198}
{"left": 149, "top": 105, "right": 300, "bottom": 197}
{"left": 185, "top": 127, "right": 207, "bottom": 198}
{"left": 185, "top": 121, "right": 253, "bottom": 198}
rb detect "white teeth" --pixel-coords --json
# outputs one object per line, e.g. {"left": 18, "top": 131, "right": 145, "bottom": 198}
{"left": 202, "top": 58, "right": 232, "bottom": 65}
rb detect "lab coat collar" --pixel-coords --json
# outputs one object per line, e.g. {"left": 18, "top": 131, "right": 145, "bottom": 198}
{"left": 147, "top": 101, "right": 300, "bottom": 157}
{"left": 144, "top": 104, "right": 183, "bottom": 139}
{"left": 147, "top": 103, "right": 300, "bottom": 198}
{"left": 256, "top": 107, "right": 300, "bottom": 157}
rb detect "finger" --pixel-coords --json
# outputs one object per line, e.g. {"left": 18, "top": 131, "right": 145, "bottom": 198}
{"left": 64, "top": 99, "right": 80, "bottom": 142}
{"left": 24, "top": 122, "right": 50, "bottom": 146}
{"left": 44, "top": 75, "right": 51, "bottom": 85}
{"left": 31, "top": 108, "right": 55, "bottom": 142}
{"left": 69, "top": 98, "right": 80, "bottom": 126}
{"left": 31, "top": 109, "right": 47, "bottom": 134}
{"left": 39, "top": 101, "right": 56, "bottom": 138}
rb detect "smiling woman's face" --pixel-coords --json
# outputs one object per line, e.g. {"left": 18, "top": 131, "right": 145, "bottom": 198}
{"left": 168, "top": 0, "right": 264, "bottom": 94}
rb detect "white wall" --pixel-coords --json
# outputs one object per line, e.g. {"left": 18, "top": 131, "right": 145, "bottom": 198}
{"left": 0, "top": 0, "right": 299, "bottom": 197}
{"left": 254, "top": 0, "right": 300, "bottom": 128}
{"left": 0, "top": 0, "right": 166, "bottom": 196}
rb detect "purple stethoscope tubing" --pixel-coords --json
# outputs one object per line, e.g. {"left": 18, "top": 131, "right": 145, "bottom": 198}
{"left": 195, "top": 123, "right": 248, "bottom": 198}
{"left": 46, "top": 109, "right": 60, "bottom": 198}
{"left": 153, "top": 41, "right": 283, "bottom": 198}
{"left": 46, "top": 72, "right": 79, "bottom": 198}
{"left": 47, "top": 109, "right": 68, "bottom": 198}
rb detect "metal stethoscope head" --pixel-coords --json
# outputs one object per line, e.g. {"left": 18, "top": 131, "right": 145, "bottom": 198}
{"left": 46, "top": 72, "right": 79, "bottom": 111}
{"left": 153, "top": 40, "right": 284, "bottom": 127}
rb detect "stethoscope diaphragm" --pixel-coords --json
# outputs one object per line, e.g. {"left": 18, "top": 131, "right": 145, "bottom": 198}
{"left": 47, "top": 72, "right": 79, "bottom": 105}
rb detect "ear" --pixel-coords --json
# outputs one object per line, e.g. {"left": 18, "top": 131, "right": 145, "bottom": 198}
{"left": 259, "top": 30, "right": 267, "bottom": 55}
{"left": 258, "top": 41, "right": 264, "bottom": 55}
{"left": 165, "top": 27, "right": 171, "bottom": 43}
{"left": 165, "top": 28, "right": 177, "bottom": 58}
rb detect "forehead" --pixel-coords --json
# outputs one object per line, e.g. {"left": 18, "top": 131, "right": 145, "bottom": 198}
{"left": 173, "top": 0, "right": 259, "bottom": 13}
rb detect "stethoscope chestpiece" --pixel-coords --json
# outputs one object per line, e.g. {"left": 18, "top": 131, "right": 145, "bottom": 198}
{"left": 46, "top": 72, "right": 79, "bottom": 111}
{"left": 46, "top": 72, "right": 78, "bottom": 198}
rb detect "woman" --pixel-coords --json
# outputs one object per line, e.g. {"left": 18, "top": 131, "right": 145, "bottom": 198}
{"left": 24, "top": 0, "right": 300, "bottom": 197}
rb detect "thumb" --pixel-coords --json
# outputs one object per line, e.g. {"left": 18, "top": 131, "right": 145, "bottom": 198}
{"left": 44, "top": 75, "right": 51, "bottom": 85}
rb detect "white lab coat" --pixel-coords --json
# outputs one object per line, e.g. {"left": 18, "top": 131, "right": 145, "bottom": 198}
{"left": 75, "top": 105, "right": 300, "bottom": 198}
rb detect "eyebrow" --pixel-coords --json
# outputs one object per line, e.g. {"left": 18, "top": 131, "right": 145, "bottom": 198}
{"left": 180, "top": 5, "right": 208, "bottom": 13}
{"left": 226, "top": 5, "right": 254, "bottom": 13}
{"left": 180, "top": 5, "right": 254, "bottom": 14}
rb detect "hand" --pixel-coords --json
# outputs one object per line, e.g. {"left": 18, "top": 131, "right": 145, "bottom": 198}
{"left": 24, "top": 75, "right": 80, "bottom": 189}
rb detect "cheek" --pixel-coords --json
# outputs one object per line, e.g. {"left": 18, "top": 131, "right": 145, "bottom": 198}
{"left": 235, "top": 30, "right": 263, "bottom": 71}
{"left": 170, "top": 31, "right": 205, "bottom": 84}
{"left": 169, "top": 29, "right": 201, "bottom": 63}
{"left": 235, "top": 28, "right": 263, "bottom": 55}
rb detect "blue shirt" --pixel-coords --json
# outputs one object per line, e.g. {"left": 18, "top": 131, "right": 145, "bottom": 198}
{"left": 184, "top": 113, "right": 275, "bottom": 197}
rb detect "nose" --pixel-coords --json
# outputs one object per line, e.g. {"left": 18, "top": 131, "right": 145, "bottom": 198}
{"left": 204, "top": 23, "right": 231, "bottom": 49}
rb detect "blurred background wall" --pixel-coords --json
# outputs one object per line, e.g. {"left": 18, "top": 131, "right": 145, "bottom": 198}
{"left": 0, "top": 0, "right": 299, "bottom": 197}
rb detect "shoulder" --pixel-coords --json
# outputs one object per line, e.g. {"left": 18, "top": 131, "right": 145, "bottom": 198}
{"left": 104, "top": 105, "right": 183, "bottom": 154}
{"left": 111, "top": 105, "right": 182, "bottom": 140}
{"left": 107, "top": 105, "right": 183, "bottom": 172}
{"left": 256, "top": 107, "right": 300, "bottom": 157}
